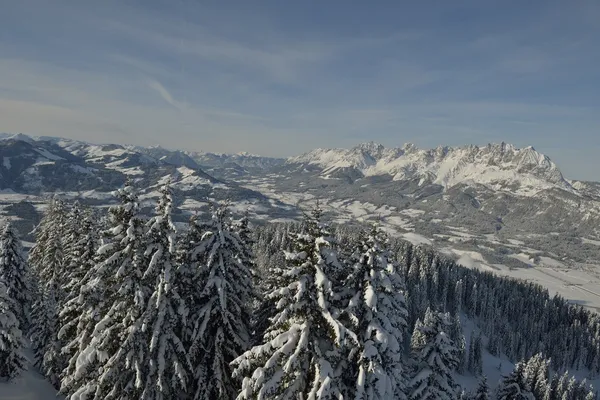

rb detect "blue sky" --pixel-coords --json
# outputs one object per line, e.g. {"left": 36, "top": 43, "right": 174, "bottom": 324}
{"left": 1, "top": 1, "right": 599, "bottom": 179}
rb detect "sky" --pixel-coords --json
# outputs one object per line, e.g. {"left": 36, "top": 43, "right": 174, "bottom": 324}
{"left": 0, "top": 1, "right": 599, "bottom": 180}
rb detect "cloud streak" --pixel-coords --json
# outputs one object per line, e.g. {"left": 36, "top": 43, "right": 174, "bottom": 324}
{"left": 147, "top": 79, "right": 186, "bottom": 110}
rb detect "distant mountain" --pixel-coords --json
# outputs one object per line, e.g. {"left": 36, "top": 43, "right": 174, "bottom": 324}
{"left": 186, "top": 151, "right": 285, "bottom": 179}
{"left": 288, "top": 141, "right": 571, "bottom": 196}
{"left": 1, "top": 133, "right": 599, "bottom": 272}
{"left": 0, "top": 134, "right": 294, "bottom": 226}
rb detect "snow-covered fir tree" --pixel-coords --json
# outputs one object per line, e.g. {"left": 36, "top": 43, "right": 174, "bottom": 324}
{"left": 544, "top": 374, "right": 560, "bottom": 400}
{"left": 523, "top": 353, "right": 549, "bottom": 399}
{"left": 57, "top": 207, "right": 99, "bottom": 394}
{"left": 66, "top": 183, "right": 147, "bottom": 399}
{"left": 0, "top": 280, "right": 27, "bottom": 381}
{"left": 472, "top": 334, "right": 483, "bottom": 377}
{"left": 29, "top": 197, "right": 68, "bottom": 387}
{"left": 181, "top": 203, "right": 253, "bottom": 400}
{"left": 496, "top": 361, "right": 534, "bottom": 400}
{"left": 233, "top": 206, "right": 356, "bottom": 399}
{"left": 231, "top": 212, "right": 254, "bottom": 262}
{"left": 409, "top": 308, "right": 459, "bottom": 400}
{"left": 79, "top": 183, "right": 189, "bottom": 399}
{"left": 128, "top": 183, "right": 190, "bottom": 398}
{"left": 0, "top": 220, "right": 30, "bottom": 330}
{"left": 343, "top": 225, "right": 409, "bottom": 400}
{"left": 473, "top": 375, "right": 489, "bottom": 400}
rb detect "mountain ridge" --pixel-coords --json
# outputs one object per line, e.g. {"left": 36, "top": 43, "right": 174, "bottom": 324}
{"left": 287, "top": 141, "right": 572, "bottom": 197}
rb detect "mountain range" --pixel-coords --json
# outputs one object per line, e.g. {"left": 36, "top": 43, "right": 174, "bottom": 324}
{"left": 1, "top": 132, "right": 600, "bottom": 285}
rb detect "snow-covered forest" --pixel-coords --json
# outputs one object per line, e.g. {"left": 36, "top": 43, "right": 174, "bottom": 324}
{"left": 1, "top": 182, "right": 599, "bottom": 399}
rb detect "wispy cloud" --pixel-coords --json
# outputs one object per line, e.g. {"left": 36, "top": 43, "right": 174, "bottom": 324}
{"left": 147, "top": 79, "right": 186, "bottom": 110}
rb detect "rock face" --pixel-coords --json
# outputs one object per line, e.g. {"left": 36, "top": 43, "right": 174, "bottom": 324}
{"left": 288, "top": 141, "right": 570, "bottom": 195}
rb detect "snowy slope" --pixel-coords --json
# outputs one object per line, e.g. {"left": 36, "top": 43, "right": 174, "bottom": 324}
{"left": 0, "top": 348, "right": 62, "bottom": 400}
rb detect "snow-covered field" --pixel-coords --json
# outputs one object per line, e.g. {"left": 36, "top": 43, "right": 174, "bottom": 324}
{"left": 443, "top": 246, "right": 600, "bottom": 313}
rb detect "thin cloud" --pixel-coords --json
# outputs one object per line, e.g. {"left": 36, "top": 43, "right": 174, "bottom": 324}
{"left": 147, "top": 79, "right": 186, "bottom": 110}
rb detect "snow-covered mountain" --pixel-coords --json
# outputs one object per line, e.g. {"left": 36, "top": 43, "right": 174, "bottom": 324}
{"left": 288, "top": 141, "right": 571, "bottom": 196}
{"left": 0, "top": 134, "right": 294, "bottom": 227}
{"left": 2, "top": 133, "right": 600, "bottom": 272}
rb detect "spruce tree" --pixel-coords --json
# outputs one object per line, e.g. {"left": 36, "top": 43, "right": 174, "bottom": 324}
{"left": 473, "top": 375, "right": 489, "bottom": 400}
{"left": 467, "top": 334, "right": 475, "bottom": 374}
{"left": 58, "top": 208, "right": 99, "bottom": 392}
{"left": 0, "top": 221, "right": 30, "bottom": 330}
{"left": 544, "top": 374, "right": 560, "bottom": 400}
{"left": 409, "top": 309, "right": 459, "bottom": 400}
{"left": 135, "top": 184, "right": 190, "bottom": 398}
{"left": 524, "top": 353, "right": 549, "bottom": 399}
{"left": 29, "top": 198, "right": 67, "bottom": 387}
{"left": 496, "top": 361, "right": 535, "bottom": 400}
{"left": 88, "top": 183, "right": 189, "bottom": 399}
{"left": 232, "top": 206, "right": 356, "bottom": 399}
{"left": 182, "top": 203, "right": 254, "bottom": 400}
{"left": 343, "top": 225, "right": 409, "bottom": 400}
{"left": 67, "top": 183, "right": 146, "bottom": 399}
{"left": 0, "top": 280, "right": 27, "bottom": 381}
{"left": 473, "top": 334, "right": 483, "bottom": 377}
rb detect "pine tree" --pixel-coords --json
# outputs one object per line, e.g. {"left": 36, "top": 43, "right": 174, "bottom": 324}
{"left": 67, "top": 184, "right": 147, "bottom": 399}
{"left": 0, "top": 280, "right": 27, "bottom": 381}
{"left": 232, "top": 206, "right": 356, "bottom": 399}
{"left": 0, "top": 221, "right": 30, "bottom": 330}
{"left": 473, "top": 375, "right": 489, "bottom": 400}
{"left": 182, "top": 203, "right": 254, "bottom": 400}
{"left": 496, "top": 361, "right": 535, "bottom": 400}
{"left": 409, "top": 309, "right": 459, "bottom": 400}
{"left": 343, "top": 225, "right": 409, "bottom": 400}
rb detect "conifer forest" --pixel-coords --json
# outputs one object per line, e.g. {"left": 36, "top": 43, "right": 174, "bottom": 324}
{"left": 1, "top": 182, "right": 599, "bottom": 399}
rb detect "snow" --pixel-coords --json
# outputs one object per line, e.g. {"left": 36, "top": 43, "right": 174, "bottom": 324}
{"left": 0, "top": 348, "right": 62, "bottom": 400}
{"left": 399, "top": 209, "right": 425, "bottom": 217}
{"left": 117, "top": 166, "right": 145, "bottom": 176}
{"left": 69, "top": 165, "right": 95, "bottom": 175}
{"left": 288, "top": 142, "right": 570, "bottom": 197}
{"left": 454, "top": 317, "right": 516, "bottom": 392}
{"left": 32, "top": 161, "right": 55, "bottom": 167}
{"left": 171, "top": 167, "right": 211, "bottom": 190}
{"left": 180, "top": 199, "right": 209, "bottom": 211}
{"left": 452, "top": 250, "right": 497, "bottom": 272}
{"left": 538, "top": 256, "right": 566, "bottom": 268}
{"left": 455, "top": 253, "right": 600, "bottom": 312}
{"left": 402, "top": 232, "right": 432, "bottom": 246}
{"left": 582, "top": 237, "right": 600, "bottom": 246}
{"left": 32, "top": 148, "right": 64, "bottom": 161}
{"left": 508, "top": 253, "right": 535, "bottom": 266}
{"left": 3, "top": 157, "right": 11, "bottom": 169}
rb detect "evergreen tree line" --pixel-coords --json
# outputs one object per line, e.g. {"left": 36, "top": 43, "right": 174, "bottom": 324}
{"left": 256, "top": 222, "right": 600, "bottom": 377}
{"left": 0, "top": 186, "right": 596, "bottom": 399}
